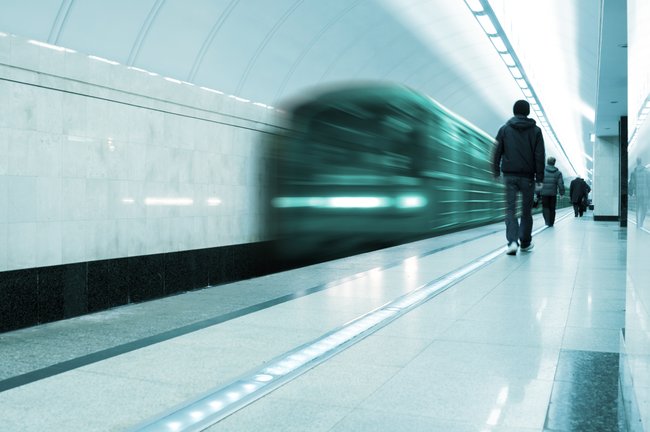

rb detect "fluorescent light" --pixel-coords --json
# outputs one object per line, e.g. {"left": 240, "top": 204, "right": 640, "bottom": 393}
{"left": 144, "top": 197, "right": 193, "bottom": 206}
{"left": 28, "top": 40, "right": 75, "bottom": 53}
{"left": 164, "top": 77, "right": 182, "bottom": 84}
{"left": 200, "top": 86, "right": 224, "bottom": 94}
{"left": 476, "top": 14, "right": 497, "bottom": 35}
{"left": 67, "top": 135, "right": 93, "bottom": 142}
{"left": 127, "top": 66, "right": 157, "bottom": 76}
{"left": 228, "top": 95, "right": 250, "bottom": 103}
{"left": 88, "top": 55, "right": 119, "bottom": 65}
{"left": 590, "top": 133, "right": 596, "bottom": 143}
{"left": 207, "top": 198, "right": 222, "bottom": 206}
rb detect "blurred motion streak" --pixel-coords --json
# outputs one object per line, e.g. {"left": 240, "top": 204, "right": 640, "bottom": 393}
{"left": 263, "top": 82, "right": 521, "bottom": 262}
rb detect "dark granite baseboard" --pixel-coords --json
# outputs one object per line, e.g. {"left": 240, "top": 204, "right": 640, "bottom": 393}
{"left": 0, "top": 241, "right": 284, "bottom": 333}
{"left": 544, "top": 349, "right": 623, "bottom": 431}
{"left": 594, "top": 215, "right": 619, "bottom": 221}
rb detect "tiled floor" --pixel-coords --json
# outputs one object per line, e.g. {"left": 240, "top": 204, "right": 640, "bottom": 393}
{"left": 0, "top": 210, "right": 629, "bottom": 431}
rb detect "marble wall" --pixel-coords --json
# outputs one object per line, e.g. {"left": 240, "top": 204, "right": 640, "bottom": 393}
{"left": 593, "top": 136, "right": 619, "bottom": 218}
{"left": 0, "top": 33, "right": 281, "bottom": 272}
{"left": 622, "top": 0, "right": 650, "bottom": 429}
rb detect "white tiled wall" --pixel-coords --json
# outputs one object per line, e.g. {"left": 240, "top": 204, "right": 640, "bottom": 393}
{"left": 626, "top": 1, "right": 650, "bottom": 429}
{"left": 0, "top": 33, "right": 279, "bottom": 271}
{"left": 593, "top": 136, "right": 619, "bottom": 217}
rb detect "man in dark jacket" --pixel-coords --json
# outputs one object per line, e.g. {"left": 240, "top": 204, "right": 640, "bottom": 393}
{"left": 493, "top": 99, "right": 545, "bottom": 255}
{"left": 540, "top": 156, "right": 565, "bottom": 226}
{"left": 569, "top": 176, "right": 591, "bottom": 217}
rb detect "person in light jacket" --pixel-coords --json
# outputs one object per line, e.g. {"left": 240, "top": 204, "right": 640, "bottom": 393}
{"left": 540, "top": 156, "right": 565, "bottom": 227}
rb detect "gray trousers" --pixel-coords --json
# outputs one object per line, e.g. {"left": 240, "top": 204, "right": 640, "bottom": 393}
{"left": 503, "top": 176, "right": 535, "bottom": 247}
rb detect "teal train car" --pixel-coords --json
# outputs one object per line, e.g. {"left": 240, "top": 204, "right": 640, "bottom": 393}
{"left": 266, "top": 82, "right": 507, "bottom": 261}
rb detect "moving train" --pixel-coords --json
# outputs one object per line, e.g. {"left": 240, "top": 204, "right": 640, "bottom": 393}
{"left": 264, "top": 82, "right": 511, "bottom": 261}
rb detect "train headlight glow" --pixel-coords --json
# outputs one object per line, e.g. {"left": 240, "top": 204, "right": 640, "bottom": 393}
{"left": 327, "top": 197, "right": 390, "bottom": 208}
{"left": 396, "top": 195, "right": 427, "bottom": 208}
{"left": 273, "top": 195, "right": 426, "bottom": 209}
{"left": 273, "top": 196, "right": 392, "bottom": 208}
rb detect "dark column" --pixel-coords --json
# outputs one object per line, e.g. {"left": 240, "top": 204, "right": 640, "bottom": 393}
{"left": 619, "top": 116, "right": 628, "bottom": 227}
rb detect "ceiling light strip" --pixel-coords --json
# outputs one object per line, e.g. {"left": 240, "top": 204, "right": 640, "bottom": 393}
{"left": 463, "top": 0, "right": 578, "bottom": 177}
{"left": 130, "top": 224, "right": 551, "bottom": 432}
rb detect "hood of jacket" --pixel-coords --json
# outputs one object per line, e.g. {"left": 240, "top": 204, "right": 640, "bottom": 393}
{"left": 545, "top": 166, "right": 558, "bottom": 173}
{"left": 506, "top": 115, "right": 537, "bottom": 130}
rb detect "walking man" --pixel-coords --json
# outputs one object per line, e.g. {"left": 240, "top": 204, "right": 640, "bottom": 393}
{"left": 569, "top": 176, "right": 591, "bottom": 217}
{"left": 540, "top": 156, "right": 565, "bottom": 226}
{"left": 492, "top": 99, "right": 545, "bottom": 255}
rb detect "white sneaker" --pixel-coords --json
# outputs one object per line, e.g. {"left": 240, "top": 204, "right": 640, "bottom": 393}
{"left": 506, "top": 242, "right": 518, "bottom": 255}
{"left": 520, "top": 243, "right": 535, "bottom": 252}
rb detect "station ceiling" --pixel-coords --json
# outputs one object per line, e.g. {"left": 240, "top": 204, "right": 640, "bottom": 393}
{"left": 0, "top": 0, "right": 628, "bottom": 179}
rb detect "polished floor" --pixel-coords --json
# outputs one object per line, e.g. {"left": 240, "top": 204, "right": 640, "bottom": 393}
{"left": 0, "top": 209, "right": 628, "bottom": 431}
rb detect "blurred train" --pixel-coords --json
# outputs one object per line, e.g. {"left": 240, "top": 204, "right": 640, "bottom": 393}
{"left": 264, "top": 82, "right": 514, "bottom": 261}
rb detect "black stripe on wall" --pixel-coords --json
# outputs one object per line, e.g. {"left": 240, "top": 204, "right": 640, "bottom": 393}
{"left": 0, "top": 242, "right": 281, "bottom": 333}
{"left": 594, "top": 215, "right": 619, "bottom": 222}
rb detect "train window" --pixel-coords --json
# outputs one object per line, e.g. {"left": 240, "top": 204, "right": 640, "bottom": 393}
{"left": 291, "top": 102, "right": 423, "bottom": 178}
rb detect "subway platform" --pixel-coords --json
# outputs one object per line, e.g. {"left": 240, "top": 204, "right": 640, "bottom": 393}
{"left": 0, "top": 209, "right": 627, "bottom": 431}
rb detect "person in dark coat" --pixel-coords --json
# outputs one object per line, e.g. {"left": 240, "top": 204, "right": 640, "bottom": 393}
{"left": 492, "top": 99, "right": 545, "bottom": 255}
{"left": 569, "top": 176, "right": 591, "bottom": 217}
{"left": 629, "top": 157, "right": 649, "bottom": 227}
{"left": 540, "top": 156, "right": 565, "bottom": 226}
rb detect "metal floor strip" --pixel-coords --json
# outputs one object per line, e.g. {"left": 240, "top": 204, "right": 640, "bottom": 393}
{"left": 0, "top": 223, "right": 503, "bottom": 393}
{"left": 131, "top": 215, "right": 566, "bottom": 432}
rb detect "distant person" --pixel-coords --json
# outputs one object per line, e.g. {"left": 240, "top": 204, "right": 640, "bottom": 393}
{"left": 540, "top": 156, "right": 565, "bottom": 226}
{"left": 629, "top": 157, "right": 649, "bottom": 227}
{"left": 569, "top": 176, "right": 591, "bottom": 217}
{"left": 492, "top": 99, "right": 545, "bottom": 255}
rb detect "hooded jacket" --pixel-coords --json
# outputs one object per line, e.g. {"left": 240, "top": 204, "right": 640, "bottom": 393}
{"left": 492, "top": 115, "right": 545, "bottom": 182}
{"left": 540, "top": 165, "right": 565, "bottom": 197}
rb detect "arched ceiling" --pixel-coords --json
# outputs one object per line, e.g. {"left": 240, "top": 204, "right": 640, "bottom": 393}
{"left": 0, "top": 0, "right": 624, "bottom": 179}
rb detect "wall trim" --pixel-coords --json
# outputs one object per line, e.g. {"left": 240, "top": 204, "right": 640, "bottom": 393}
{"left": 594, "top": 215, "right": 619, "bottom": 221}
{"left": 0, "top": 241, "right": 291, "bottom": 333}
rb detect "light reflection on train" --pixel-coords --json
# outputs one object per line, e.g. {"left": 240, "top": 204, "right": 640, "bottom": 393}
{"left": 265, "top": 82, "right": 513, "bottom": 261}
